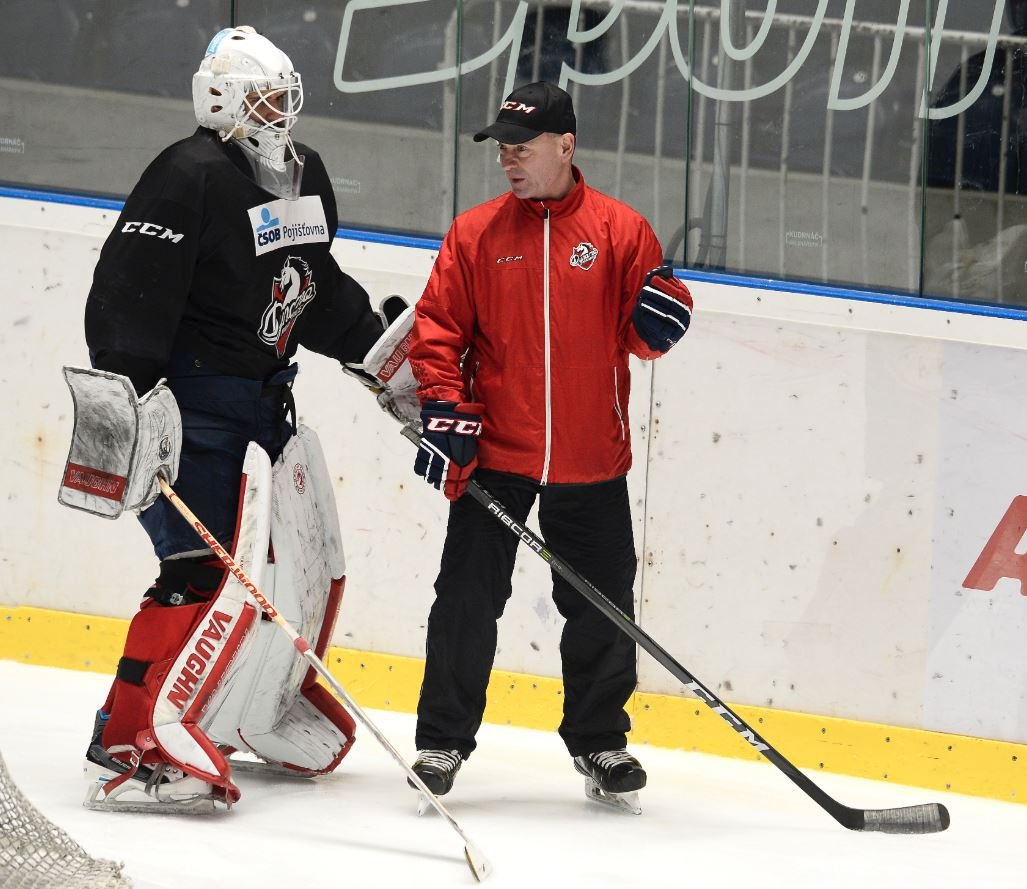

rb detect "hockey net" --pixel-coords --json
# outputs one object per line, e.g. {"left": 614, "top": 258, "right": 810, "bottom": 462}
{"left": 0, "top": 751, "right": 131, "bottom": 888}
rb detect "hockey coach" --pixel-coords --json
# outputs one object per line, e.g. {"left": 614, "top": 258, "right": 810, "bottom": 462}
{"left": 406, "top": 81, "right": 695, "bottom": 810}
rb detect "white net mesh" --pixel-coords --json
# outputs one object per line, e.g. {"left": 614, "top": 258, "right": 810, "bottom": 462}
{"left": 0, "top": 752, "right": 131, "bottom": 888}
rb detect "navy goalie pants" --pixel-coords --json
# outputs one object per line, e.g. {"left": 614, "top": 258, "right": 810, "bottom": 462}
{"left": 415, "top": 469, "right": 638, "bottom": 759}
{"left": 137, "top": 363, "right": 297, "bottom": 560}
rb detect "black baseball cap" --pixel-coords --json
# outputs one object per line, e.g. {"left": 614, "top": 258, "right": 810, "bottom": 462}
{"left": 473, "top": 81, "right": 577, "bottom": 144}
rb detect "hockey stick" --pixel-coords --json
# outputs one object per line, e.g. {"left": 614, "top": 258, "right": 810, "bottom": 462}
{"left": 400, "top": 425, "right": 950, "bottom": 834}
{"left": 155, "top": 474, "right": 492, "bottom": 882}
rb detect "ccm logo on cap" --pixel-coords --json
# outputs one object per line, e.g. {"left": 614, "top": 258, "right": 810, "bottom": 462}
{"left": 501, "top": 101, "right": 536, "bottom": 114}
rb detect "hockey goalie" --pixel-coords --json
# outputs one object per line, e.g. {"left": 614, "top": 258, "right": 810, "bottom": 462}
{"left": 56, "top": 26, "right": 418, "bottom": 814}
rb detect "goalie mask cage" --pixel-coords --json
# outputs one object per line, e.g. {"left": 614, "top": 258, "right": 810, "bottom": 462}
{"left": 0, "top": 751, "right": 131, "bottom": 888}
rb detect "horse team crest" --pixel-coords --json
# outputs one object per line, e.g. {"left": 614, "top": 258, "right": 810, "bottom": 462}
{"left": 259, "top": 256, "right": 317, "bottom": 358}
{"left": 570, "top": 242, "right": 598, "bottom": 270}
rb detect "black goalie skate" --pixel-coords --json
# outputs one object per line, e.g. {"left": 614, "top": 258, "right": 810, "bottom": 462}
{"left": 573, "top": 749, "right": 647, "bottom": 815}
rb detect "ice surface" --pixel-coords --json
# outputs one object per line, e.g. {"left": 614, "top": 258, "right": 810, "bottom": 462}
{"left": 1, "top": 661, "right": 1024, "bottom": 889}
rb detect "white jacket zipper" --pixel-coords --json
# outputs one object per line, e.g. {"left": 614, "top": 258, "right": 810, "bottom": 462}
{"left": 541, "top": 206, "right": 552, "bottom": 484}
{"left": 613, "top": 366, "right": 625, "bottom": 440}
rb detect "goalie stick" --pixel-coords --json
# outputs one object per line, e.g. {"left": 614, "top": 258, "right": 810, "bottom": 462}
{"left": 155, "top": 473, "right": 492, "bottom": 882}
{"left": 399, "top": 425, "right": 950, "bottom": 835}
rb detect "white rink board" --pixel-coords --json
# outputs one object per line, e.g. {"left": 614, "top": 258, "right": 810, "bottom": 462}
{"left": 926, "top": 343, "right": 1027, "bottom": 744}
{"left": 3, "top": 194, "right": 1027, "bottom": 745}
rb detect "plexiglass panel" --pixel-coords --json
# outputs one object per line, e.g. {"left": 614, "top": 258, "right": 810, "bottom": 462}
{"left": 683, "top": 0, "right": 927, "bottom": 293}
{"left": 0, "top": 1, "right": 229, "bottom": 196}
{"left": 922, "top": 0, "right": 1027, "bottom": 306}
{"left": 453, "top": 0, "right": 690, "bottom": 257}
{"left": 2, "top": 1, "right": 1025, "bottom": 309}
{"left": 237, "top": 0, "right": 459, "bottom": 235}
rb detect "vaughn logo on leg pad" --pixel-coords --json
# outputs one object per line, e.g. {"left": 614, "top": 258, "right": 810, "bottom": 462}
{"left": 166, "top": 610, "right": 236, "bottom": 710}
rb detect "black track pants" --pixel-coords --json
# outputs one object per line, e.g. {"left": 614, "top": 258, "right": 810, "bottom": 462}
{"left": 415, "top": 469, "right": 638, "bottom": 758}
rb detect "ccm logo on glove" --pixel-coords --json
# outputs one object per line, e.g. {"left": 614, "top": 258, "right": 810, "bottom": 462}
{"left": 415, "top": 401, "right": 485, "bottom": 501}
{"left": 425, "top": 416, "right": 483, "bottom": 436}
{"left": 632, "top": 265, "right": 693, "bottom": 353}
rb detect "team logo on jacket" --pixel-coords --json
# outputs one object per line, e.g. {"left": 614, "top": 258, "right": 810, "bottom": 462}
{"left": 259, "top": 256, "right": 317, "bottom": 358}
{"left": 570, "top": 242, "right": 598, "bottom": 270}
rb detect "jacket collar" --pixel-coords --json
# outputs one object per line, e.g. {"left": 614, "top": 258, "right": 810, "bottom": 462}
{"left": 515, "top": 166, "right": 586, "bottom": 218}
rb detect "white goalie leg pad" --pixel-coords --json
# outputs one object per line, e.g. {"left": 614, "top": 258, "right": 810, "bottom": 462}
{"left": 205, "top": 425, "right": 356, "bottom": 774}
{"left": 59, "top": 366, "right": 182, "bottom": 518}
{"left": 144, "top": 442, "right": 271, "bottom": 793}
{"left": 344, "top": 300, "right": 421, "bottom": 427}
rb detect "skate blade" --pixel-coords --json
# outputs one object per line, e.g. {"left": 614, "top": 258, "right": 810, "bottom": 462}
{"left": 83, "top": 763, "right": 221, "bottom": 815}
{"left": 416, "top": 792, "right": 433, "bottom": 817}
{"left": 226, "top": 755, "right": 316, "bottom": 779}
{"left": 583, "top": 778, "right": 642, "bottom": 815}
{"left": 83, "top": 781, "right": 220, "bottom": 814}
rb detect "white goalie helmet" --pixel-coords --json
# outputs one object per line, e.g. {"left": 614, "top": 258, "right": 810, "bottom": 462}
{"left": 193, "top": 26, "right": 305, "bottom": 198}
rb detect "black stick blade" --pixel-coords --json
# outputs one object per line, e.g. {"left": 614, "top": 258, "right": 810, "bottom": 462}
{"left": 861, "top": 803, "right": 951, "bottom": 834}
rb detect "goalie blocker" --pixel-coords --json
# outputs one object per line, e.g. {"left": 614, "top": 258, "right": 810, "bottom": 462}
{"left": 59, "top": 367, "right": 182, "bottom": 518}
{"left": 60, "top": 368, "right": 355, "bottom": 811}
{"left": 343, "top": 295, "right": 420, "bottom": 428}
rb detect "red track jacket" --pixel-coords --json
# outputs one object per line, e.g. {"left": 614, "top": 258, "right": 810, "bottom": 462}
{"left": 410, "top": 168, "right": 671, "bottom": 484}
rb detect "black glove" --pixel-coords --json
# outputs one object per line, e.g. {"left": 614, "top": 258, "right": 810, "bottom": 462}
{"left": 414, "top": 400, "right": 484, "bottom": 501}
{"left": 631, "top": 266, "right": 693, "bottom": 352}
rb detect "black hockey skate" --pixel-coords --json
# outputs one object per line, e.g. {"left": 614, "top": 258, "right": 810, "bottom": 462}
{"left": 573, "top": 749, "right": 647, "bottom": 815}
{"left": 408, "top": 749, "right": 463, "bottom": 815}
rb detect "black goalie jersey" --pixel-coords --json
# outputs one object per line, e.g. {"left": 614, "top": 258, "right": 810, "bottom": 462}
{"left": 85, "top": 127, "right": 382, "bottom": 393}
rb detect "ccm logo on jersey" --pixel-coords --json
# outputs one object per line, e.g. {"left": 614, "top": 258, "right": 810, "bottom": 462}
{"left": 426, "top": 417, "right": 481, "bottom": 435}
{"left": 121, "top": 221, "right": 184, "bottom": 243}
{"left": 496, "top": 255, "right": 524, "bottom": 264}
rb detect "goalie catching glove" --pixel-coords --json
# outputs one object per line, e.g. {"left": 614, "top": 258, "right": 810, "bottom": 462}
{"left": 631, "top": 266, "right": 693, "bottom": 353}
{"left": 414, "top": 401, "right": 484, "bottom": 501}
